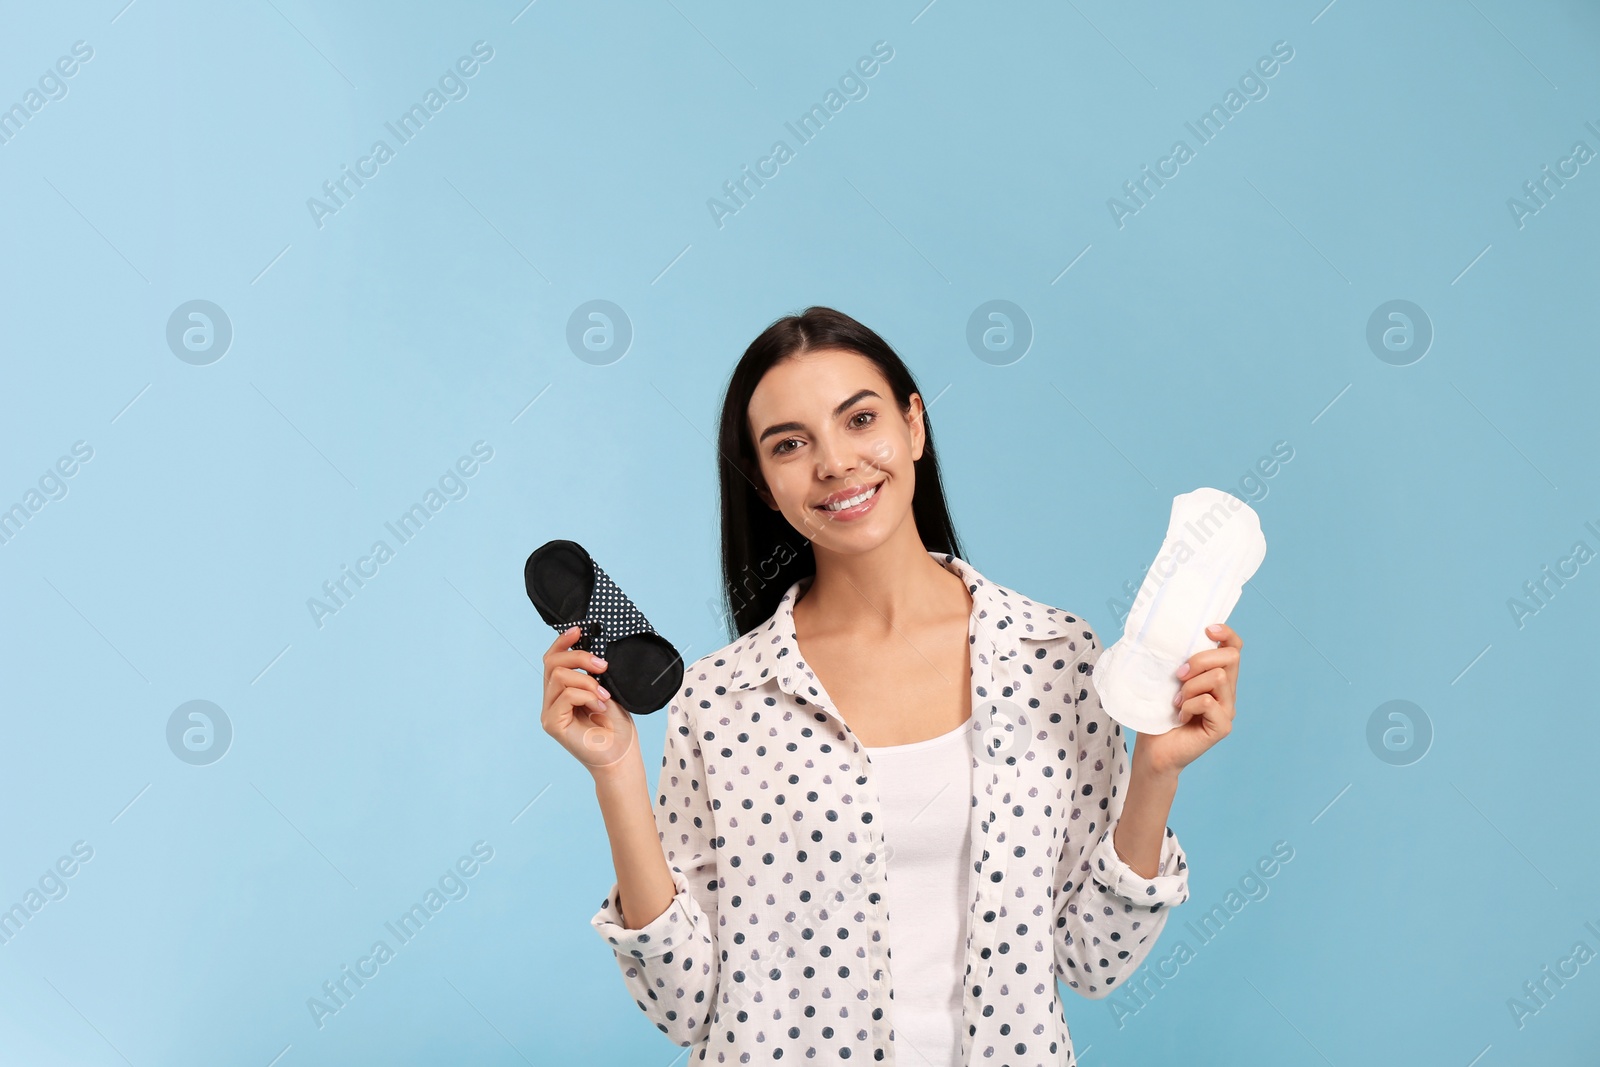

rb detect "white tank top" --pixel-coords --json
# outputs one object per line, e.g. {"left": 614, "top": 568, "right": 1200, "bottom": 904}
{"left": 861, "top": 717, "right": 973, "bottom": 1067}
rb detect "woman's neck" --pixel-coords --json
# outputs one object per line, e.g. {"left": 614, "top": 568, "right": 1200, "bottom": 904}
{"left": 795, "top": 519, "right": 969, "bottom": 638}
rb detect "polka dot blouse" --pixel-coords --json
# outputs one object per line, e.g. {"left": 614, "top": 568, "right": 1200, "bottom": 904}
{"left": 590, "top": 552, "right": 1192, "bottom": 1065}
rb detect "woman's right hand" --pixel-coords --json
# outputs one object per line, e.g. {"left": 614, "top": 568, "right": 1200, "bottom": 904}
{"left": 541, "top": 625, "right": 639, "bottom": 775}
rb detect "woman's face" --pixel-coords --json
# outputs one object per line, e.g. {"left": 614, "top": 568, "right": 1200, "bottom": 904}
{"left": 746, "top": 347, "right": 924, "bottom": 553}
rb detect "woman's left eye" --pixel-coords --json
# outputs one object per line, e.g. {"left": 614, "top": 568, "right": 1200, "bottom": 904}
{"left": 849, "top": 410, "right": 876, "bottom": 428}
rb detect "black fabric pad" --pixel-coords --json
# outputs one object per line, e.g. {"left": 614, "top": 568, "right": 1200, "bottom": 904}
{"left": 524, "top": 539, "right": 684, "bottom": 713}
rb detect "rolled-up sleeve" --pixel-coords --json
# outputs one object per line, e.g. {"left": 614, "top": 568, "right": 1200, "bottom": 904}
{"left": 1053, "top": 621, "right": 1191, "bottom": 1000}
{"left": 589, "top": 688, "right": 721, "bottom": 1046}
{"left": 1086, "top": 821, "right": 1189, "bottom": 907}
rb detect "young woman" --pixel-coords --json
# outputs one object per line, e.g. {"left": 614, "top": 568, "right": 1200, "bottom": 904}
{"left": 543, "top": 307, "right": 1243, "bottom": 1066}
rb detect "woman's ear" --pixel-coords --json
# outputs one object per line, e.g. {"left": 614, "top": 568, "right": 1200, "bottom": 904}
{"left": 907, "top": 393, "right": 926, "bottom": 462}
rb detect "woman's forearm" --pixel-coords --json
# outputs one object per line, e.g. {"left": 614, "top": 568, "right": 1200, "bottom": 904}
{"left": 592, "top": 761, "right": 677, "bottom": 932}
{"left": 1111, "top": 747, "right": 1181, "bottom": 879}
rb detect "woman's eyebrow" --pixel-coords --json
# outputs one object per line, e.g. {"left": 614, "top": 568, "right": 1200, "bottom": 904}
{"left": 757, "top": 388, "right": 881, "bottom": 443}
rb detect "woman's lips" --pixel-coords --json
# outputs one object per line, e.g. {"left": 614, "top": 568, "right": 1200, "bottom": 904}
{"left": 815, "top": 482, "right": 882, "bottom": 521}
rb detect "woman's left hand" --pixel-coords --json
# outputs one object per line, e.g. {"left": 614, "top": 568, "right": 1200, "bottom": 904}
{"left": 1134, "top": 622, "right": 1242, "bottom": 777}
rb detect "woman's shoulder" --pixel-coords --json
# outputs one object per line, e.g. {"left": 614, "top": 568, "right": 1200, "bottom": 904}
{"left": 989, "top": 583, "right": 1122, "bottom": 734}
{"left": 1005, "top": 591, "right": 1107, "bottom": 679}
{"left": 663, "top": 623, "right": 770, "bottom": 717}
{"left": 684, "top": 635, "right": 746, "bottom": 687}
{"left": 965, "top": 561, "right": 1107, "bottom": 653}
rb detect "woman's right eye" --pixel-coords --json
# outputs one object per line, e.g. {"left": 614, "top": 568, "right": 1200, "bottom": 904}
{"left": 772, "top": 438, "right": 800, "bottom": 456}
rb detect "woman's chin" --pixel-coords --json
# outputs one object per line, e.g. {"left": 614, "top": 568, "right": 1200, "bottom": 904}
{"left": 806, "top": 507, "right": 900, "bottom": 553}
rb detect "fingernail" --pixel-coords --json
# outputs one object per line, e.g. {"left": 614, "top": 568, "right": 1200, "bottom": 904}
{"left": 1176, "top": 663, "right": 1189, "bottom": 679}
{"left": 1207, "top": 624, "right": 1221, "bottom": 635}
{"left": 599, "top": 686, "right": 610, "bottom": 699}
{"left": 1173, "top": 690, "right": 1184, "bottom": 707}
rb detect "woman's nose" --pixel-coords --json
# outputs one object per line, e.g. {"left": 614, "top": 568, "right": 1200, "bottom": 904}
{"left": 813, "top": 436, "right": 858, "bottom": 478}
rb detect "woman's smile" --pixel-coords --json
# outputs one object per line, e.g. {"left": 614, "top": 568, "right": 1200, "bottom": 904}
{"left": 815, "top": 480, "right": 883, "bottom": 519}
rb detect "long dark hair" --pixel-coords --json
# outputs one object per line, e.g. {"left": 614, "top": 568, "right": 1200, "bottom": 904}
{"left": 715, "top": 306, "right": 964, "bottom": 639}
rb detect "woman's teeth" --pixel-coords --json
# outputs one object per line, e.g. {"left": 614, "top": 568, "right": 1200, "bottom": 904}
{"left": 822, "top": 484, "right": 879, "bottom": 511}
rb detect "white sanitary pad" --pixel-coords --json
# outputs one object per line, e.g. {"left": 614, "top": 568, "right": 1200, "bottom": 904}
{"left": 1092, "top": 487, "right": 1266, "bottom": 735}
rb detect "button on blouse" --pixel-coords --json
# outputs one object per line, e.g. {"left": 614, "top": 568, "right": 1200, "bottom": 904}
{"left": 590, "top": 552, "right": 1192, "bottom": 1066}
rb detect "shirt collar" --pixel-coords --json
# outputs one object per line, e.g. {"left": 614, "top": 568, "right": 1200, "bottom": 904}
{"left": 722, "top": 551, "right": 1079, "bottom": 696}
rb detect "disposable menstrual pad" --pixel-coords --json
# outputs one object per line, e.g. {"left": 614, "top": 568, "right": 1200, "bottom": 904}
{"left": 1092, "top": 488, "right": 1266, "bottom": 735}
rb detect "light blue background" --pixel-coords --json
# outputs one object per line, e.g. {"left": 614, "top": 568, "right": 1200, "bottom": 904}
{"left": 2, "top": 0, "right": 1597, "bottom": 1063}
